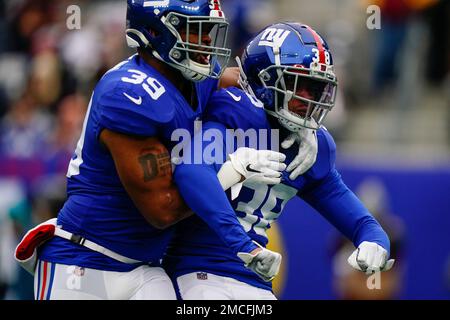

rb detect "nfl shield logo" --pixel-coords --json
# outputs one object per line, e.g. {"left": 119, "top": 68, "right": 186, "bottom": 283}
{"left": 197, "top": 272, "right": 208, "bottom": 280}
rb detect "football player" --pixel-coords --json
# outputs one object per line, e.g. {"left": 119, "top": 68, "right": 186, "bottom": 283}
{"left": 164, "top": 22, "right": 395, "bottom": 300}
{"left": 15, "top": 1, "right": 288, "bottom": 300}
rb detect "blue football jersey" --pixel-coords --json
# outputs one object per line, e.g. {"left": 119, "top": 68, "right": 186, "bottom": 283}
{"left": 39, "top": 54, "right": 218, "bottom": 272}
{"left": 163, "top": 87, "right": 337, "bottom": 291}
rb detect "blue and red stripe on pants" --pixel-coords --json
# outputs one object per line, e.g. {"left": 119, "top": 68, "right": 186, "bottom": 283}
{"left": 35, "top": 260, "right": 56, "bottom": 300}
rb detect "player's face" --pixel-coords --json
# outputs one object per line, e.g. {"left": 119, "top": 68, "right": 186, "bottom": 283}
{"left": 284, "top": 75, "right": 327, "bottom": 117}
{"left": 179, "top": 23, "right": 214, "bottom": 65}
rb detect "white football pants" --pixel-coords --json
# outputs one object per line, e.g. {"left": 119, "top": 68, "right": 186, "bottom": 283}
{"left": 34, "top": 260, "right": 176, "bottom": 300}
{"left": 177, "top": 272, "right": 277, "bottom": 300}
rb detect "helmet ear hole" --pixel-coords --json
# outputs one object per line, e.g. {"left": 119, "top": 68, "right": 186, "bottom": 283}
{"left": 126, "top": 29, "right": 150, "bottom": 48}
{"left": 126, "top": 35, "right": 140, "bottom": 48}
{"left": 255, "top": 87, "right": 274, "bottom": 107}
{"left": 260, "top": 71, "right": 271, "bottom": 82}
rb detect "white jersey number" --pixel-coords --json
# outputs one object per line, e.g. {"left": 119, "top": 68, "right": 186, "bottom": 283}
{"left": 235, "top": 182, "right": 297, "bottom": 239}
{"left": 121, "top": 69, "right": 166, "bottom": 100}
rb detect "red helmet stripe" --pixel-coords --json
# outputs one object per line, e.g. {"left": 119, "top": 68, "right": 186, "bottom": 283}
{"left": 305, "top": 25, "right": 326, "bottom": 64}
{"left": 213, "top": 0, "right": 221, "bottom": 10}
{"left": 210, "top": 0, "right": 223, "bottom": 17}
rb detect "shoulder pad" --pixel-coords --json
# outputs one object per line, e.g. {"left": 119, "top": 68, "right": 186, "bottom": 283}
{"left": 96, "top": 69, "right": 175, "bottom": 136}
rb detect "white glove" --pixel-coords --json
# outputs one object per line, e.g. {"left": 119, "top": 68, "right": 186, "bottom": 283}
{"left": 228, "top": 147, "right": 286, "bottom": 199}
{"left": 237, "top": 241, "right": 282, "bottom": 282}
{"left": 281, "top": 128, "right": 318, "bottom": 180}
{"left": 229, "top": 147, "right": 286, "bottom": 184}
{"left": 347, "top": 241, "right": 395, "bottom": 274}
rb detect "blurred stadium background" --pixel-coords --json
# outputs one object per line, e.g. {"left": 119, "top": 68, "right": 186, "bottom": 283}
{"left": 0, "top": 0, "right": 449, "bottom": 300}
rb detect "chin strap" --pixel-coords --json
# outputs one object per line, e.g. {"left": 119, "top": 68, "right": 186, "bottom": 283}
{"left": 236, "top": 56, "right": 257, "bottom": 97}
{"left": 179, "top": 59, "right": 210, "bottom": 82}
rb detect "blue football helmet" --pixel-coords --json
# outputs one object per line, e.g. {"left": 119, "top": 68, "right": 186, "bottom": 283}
{"left": 126, "top": 0, "right": 230, "bottom": 82}
{"left": 237, "top": 22, "right": 338, "bottom": 131}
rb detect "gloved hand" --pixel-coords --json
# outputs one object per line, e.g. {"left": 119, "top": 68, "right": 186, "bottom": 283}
{"left": 228, "top": 147, "right": 286, "bottom": 185}
{"left": 281, "top": 128, "right": 318, "bottom": 180}
{"left": 237, "top": 241, "right": 282, "bottom": 282}
{"left": 347, "top": 241, "right": 395, "bottom": 274}
{"left": 227, "top": 147, "right": 286, "bottom": 200}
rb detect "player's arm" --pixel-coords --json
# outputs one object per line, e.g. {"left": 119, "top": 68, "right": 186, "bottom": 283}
{"left": 300, "top": 169, "right": 390, "bottom": 250}
{"left": 219, "top": 67, "right": 240, "bottom": 89}
{"left": 100, "top": 128, "right": 192, "bottom": 229}
{"left": 173, "top": 121, "right": 284, "bottom": 252}
{"left": 299, "top": 169, "right": 394, "bottom": 273}
{"left": 173, "top": 121, "right": 285, "bottom": 280}
{"left": 174, "top": 151, "right": 283, "bottom": 282}
{"left": 174, "top": 156, "right": 257, "bottom": 254}
{"left": 297, "top": 129, "right": 393, "bottom": 273}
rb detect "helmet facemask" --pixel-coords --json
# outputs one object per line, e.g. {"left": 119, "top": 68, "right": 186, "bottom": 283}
{"left": 261, "top": 62, "right": 337, "bottom": 131}
{"left": 161, "top": 12, "right": 231, "bottom": 82}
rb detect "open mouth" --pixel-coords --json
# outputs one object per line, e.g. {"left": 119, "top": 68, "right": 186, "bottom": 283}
{"left": 289, "top": 103, "right": 308, "bottom": 118}
{"left": 197, "top": 53, "right": 210, "bottom": 65}
{"left": 186, "top": 45, "right": 212, "bottom": 65}
{"left": 189, "top": 51, "right": 211, "bottom": 65}
{"left": 186, "top": 51, "right": 210, "bottom": 65}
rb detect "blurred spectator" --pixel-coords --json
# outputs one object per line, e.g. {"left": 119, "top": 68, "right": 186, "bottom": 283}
{"left": 0, "top": 0, "right": 8, "bottom": 54}
{"left": 42, "top": 93, "right": 87, "bottom": 174}
{"left": 31, "top": 174, "right": 67, "bottom": 224}
{"left": 59, "top": 1, "right": 128, "bottom": 90}
{"left": 370, "top": 0, "right": 414, "bottom": 96}
{"left": 222, "top": 0, "right": 277, "bottom": 64}
{"left": 0, "top": 0, "right": 113, "bottom": 298}
{"left": 0, "top": 92, "right": 52, "bottom": 159}
{"left": 48, "top": 94, "right": 86, "bottom": 153}
{"left": 7, "top": 0, "right": 60, "bottom": 53}
{"left": 369, "top": 0, "right": 446, "bottom": 96}
{"left": 0, "top": 178, "right": 32, "bottom": 300}
{"left": 0, "top": 54, "right": 29, "bottom": 111}
{"left": 0, "top": 87, "right": 8, "bottom": 120}
{"left": 421, "top": 0, "right": 450, "bottom": 86}
{"left": 28, "top": 51, "right": 63, "bottom": 110}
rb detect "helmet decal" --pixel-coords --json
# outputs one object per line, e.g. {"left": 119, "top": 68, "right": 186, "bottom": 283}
{"left": 209, "top": 0, "right": 224, "bottom": 17}
{"left": 143, "top": 0, "right": 170, "bottom": 7}
{"left": 258, "top": 28, "right": 291, "bottom": 48}
{"left": 304, "top": 25, "right": 327, "bottom": 65}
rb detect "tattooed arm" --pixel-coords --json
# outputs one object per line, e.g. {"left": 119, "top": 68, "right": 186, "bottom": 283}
{"left": 100, "top": 128, "right": 192, "bottom": 229}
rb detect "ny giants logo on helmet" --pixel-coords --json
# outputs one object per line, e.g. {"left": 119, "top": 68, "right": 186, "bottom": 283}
{"left": 258, "top": 28, "right": 291, "bottom": 47}
{"left": 209, "top": 0, "right": 224, "bottom": 17}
